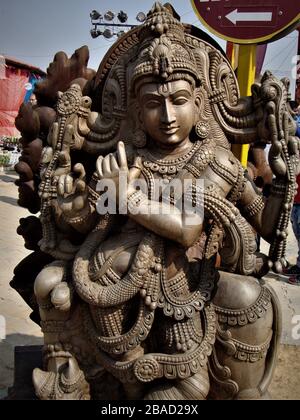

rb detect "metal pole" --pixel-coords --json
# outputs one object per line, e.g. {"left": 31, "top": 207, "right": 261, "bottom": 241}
{"left": 296, "top": 27, "right": 300, "bottom": 104}
{"left": 232, "top": 44, "right": 257, "bottom": 167}
{"left": 92, "top": 22, "right": 137, "bottom": 29}
{"left": 226, "top": 42, "right": 239, "bottom": 71}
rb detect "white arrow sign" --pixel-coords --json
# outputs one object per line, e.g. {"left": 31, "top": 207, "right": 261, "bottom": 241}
{"left": 226, "top": 9, "right": 273, "bottom": 25}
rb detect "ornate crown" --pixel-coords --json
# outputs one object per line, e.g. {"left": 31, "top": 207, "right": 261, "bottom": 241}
{"left": 131, "top": 2, "right": 201, "bottom": 92}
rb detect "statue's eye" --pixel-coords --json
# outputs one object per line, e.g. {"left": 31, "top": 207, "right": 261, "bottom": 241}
{"left": 173, "top": 97, "right": 188, "bottom": 105}
{"left": 145, "top": 101, "right": 161, "bottom": 109}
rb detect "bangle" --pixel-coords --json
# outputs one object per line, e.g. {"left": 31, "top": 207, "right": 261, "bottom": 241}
{"left": 271, "top": 181, "right": 287, "bottom": 197}
{"left": 185, "top": 184, "right": 204, "bottom": 208}
{"left": 127, "top": 190, "right": 147, "bottom": 214}
{"left": 63, "top": 206, "right": 91, "bottom": 225}
{"left": 243, "top": 196, "right": 265, "bottom": 218}
{"left": 88, "top": 186, "right": 100, "bottom": 206}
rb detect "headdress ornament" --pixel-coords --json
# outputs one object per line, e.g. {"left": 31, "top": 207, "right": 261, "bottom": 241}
{"left": 132, "top": 2, "right": 201, "bottom": 91}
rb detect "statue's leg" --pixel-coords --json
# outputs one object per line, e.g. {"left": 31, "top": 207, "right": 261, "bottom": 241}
{"left": 209, "top": 271, "right": 281, "bottom": 400}
{"left": 33, "top": 260, "right": 90, "bottom": 400}
{"left": 34, "top": 260, "right": 71, "bottom": 314}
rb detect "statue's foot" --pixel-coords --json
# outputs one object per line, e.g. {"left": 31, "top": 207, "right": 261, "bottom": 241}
{"left": 33, "top": 357, "right": 90, "bottom": 400}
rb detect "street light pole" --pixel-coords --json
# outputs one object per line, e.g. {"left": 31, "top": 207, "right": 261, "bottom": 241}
{"left": 92, "top": 23, "right": 137, "bottom": 29}
{"left": 296, "top": 27, "right": 300, "bottom": 104}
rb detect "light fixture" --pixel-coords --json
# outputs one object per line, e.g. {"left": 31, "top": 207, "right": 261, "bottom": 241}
{"left": 90, "top": 28, "right": 102, "bottom": 38}
{"left": 118, "top": 11, "right": 128, "bottom": 23}
{"left": 104, "top": 11, "right": 115, "bottom": 21}
{"left": 90, "top": 9, "right": 144, "bottom": 40}
{"left": 103, "top": 28, "right": 114, "bottom": 39}
{"left": 117, "top": 30, "right": 126, "bottom": 38}
{"left": 136, "top": 12, "right": 146, "bottom": 23}
{"left": 90, "top": 10, "right": 101, "bottom": 21}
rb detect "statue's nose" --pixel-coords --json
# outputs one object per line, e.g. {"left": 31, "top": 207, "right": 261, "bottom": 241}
{"left": 161, "top": 101, "right": 176, "bottom": 125}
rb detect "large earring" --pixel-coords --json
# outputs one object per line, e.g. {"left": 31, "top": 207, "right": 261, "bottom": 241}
{"left": 195, "top": 121, "right": 210, "bottom": 140}
{"left": 132, "top": 129, "right": 147, "bottom": 148}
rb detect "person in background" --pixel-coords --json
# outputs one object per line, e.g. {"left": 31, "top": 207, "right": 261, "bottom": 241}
{"left": 296, "top": 105, "right": 300, "bottom": 138}
{"left": 28, "top": 93, "right": 37, "bottom": 107}
{"left": 283, "top": 102, "right": 300, "bottom": 284}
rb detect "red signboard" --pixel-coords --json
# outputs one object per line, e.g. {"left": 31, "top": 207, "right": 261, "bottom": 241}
{"left": 191, "top": 0, "right": 300, "bottom": 44}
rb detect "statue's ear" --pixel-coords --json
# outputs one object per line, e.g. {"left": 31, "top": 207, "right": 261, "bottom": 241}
{"left": 194, "top": 90, "right": 203, "bottom": 125}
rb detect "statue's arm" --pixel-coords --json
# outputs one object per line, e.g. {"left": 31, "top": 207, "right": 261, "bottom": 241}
{"left": 239, "top": 130, "right": 298, "bottom": 245}
{"left": 238, "top": 179, "right": 285, "bottom": 243}
{"left": 126, "top": 191, "right": 203, "bottom": 248}
{"left": 96, "top": 142, "right": 203, "bottom": 248}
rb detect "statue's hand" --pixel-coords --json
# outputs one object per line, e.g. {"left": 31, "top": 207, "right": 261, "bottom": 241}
{"left": 269, "top": 140, "right": 300, "bottom": 179}
{"left": 286, "top": 127, "right": 300, "bottom": 176}
{"left": 57, "top": 161, "right": 88, "bottom": 218}
{"left": 268, "top": 111, "right": 298, "bottom": 179}
{"left": 267, "top": 100, "right": 300, "bottom": 179}
{"left": 268, "top": 135, "right": 286, "bottom": 179}
{"left": 96, "top": 141, "right": 142, "bottom": 202}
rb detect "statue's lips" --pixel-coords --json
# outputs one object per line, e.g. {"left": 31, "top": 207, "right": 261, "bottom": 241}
{"left": 160, "top": 126, "right": 180, "bottom": 135}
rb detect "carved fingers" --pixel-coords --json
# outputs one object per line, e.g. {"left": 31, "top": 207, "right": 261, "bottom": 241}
{"left": 54, "top": 150, "right": 72, "bottom": 177}
{"left": 57, "top": 163, "right": 87, "bottom": 215}
{"left": 288, "top": 137, "right": 299, "bottom": 156}
{"left": 269, "top": 151, "right": 284, "bottom": 175}
{"left": 117, "top": 141, "right": 128, "bottom": 170}
{"left": 102, "top": 154, "right": 112, "bottom": 175}
{"left": 58, "top": 174, "right": 73, "bottom": 196}
{"left": 57, "top": 163, "right": 86, "bottom": 197}
{"left": 96, "top": 141, "right": 128, "bottom": 180}
{"left": 41, "top": 147, "right": 54, "bottom": 164}
{"left": 268, "top": 111, "right": 279, "bottom": 142}
{"left": 128, "top": 156, "right": 142, "bottom": 183}
{"left": 96, "top": 156, "right": 104, "bottom": 178}
{"left": 268, "top": 113, "right": 287, "bottom": 178}
{"left": 110, "top": 154, "right": 119, "bottom": 173}
{"left": 73, "top": 163, "right": 86, "bottom": 193}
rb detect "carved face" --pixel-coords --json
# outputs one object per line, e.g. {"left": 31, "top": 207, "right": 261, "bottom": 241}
{"left": 138, "top": 80, "right": 197, "bottom": 148}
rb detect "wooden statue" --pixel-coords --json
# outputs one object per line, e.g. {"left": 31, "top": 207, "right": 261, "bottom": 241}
{"left": 12, "top": 2, "right": 299, "bottom": 400}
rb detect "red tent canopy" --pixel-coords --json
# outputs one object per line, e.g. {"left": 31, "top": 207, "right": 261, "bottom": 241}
{"left": 0, "top": 57, "right": 45, "bottom": 137}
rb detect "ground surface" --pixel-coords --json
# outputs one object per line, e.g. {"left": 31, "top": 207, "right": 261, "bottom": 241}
{"left": 270, "top": 345, "right": 300, "bottom": 400}
{"left": 0, "top": 172, "right": 299, "bottom": 400}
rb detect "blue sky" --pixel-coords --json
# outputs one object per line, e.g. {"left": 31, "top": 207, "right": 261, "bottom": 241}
{"left": 0, "top": 0, "right": 298, "bottom": 97}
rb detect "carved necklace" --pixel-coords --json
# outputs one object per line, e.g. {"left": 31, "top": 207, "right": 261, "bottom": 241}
{"left": 140, "top": 141, "right": 202, "bottom": 177}
{"left": 140, "top": 138, "right": 216, "bottom": 199}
